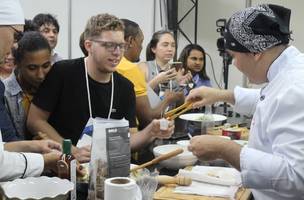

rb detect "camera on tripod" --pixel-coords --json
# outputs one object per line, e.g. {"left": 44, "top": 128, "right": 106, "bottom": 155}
{"left": 215, "top": 18, "right": 232, "bottom": 93}
{"left": 215, "top": 19, "right": 232, "bottom": 113}
{"left": 216, "top": 19, "right": 231, "bottom": 60}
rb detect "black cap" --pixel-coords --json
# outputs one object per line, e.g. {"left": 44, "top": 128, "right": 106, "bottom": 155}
{"left": 224, "top": 4, "right": 291, "bottom": 53}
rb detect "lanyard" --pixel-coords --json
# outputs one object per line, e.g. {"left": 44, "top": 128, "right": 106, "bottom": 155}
{"left": 84, "top": 57, "right": 114, "bottom": 119}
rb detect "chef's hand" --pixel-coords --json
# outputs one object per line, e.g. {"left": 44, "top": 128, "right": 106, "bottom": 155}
{"left": 43, "top": 151, "right": 88, "bottom": 176}
{"left": 188, "top": 135, "right": 230, "bottom": 161}
{"left": 149, "top": 119, "right": 175, "bottom": 139}
{"left": 72, "top": 145, "right": 91, "bottom": 163}
{"left": 43, "top": 151, "right": 62, "bottom": 172}
{"left": 185, "top": 87, "right": 221, "bottom": 109}
{"left": 186, "top": 86, "right": 236, "bottom": 109}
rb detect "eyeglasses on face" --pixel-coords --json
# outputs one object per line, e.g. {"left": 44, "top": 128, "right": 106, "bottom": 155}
{"left": 90, "top": 39, "right": 127, "bottom": 52}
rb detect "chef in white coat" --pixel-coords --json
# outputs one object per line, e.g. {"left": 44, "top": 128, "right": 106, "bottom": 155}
{"left": 186, "top": 4, "right": 304, "bottom": 200}
{"left": 0, "top": 0, "right": 64, "bottom": 181}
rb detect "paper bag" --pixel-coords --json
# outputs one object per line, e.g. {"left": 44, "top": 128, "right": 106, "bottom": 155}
{"left": 87, "top": 118, "right": 130, "bottom": 200}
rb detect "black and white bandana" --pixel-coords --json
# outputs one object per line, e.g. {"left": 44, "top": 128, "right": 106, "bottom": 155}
{"left": 224, "top": 4, "right": 291, "bottom": 53}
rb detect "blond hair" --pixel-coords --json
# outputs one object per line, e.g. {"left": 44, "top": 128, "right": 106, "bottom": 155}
{"left": 83, "top": 13, "right": 124, "bottom": 40}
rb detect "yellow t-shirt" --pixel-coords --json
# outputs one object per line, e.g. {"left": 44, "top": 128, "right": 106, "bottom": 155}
{"left": 116, "top": 57, "right": 147, "bottom": 97}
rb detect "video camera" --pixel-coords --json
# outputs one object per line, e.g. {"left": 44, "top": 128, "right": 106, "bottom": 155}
{"left": 215, "top": 19, "right": 232, "bottom": 113}
{"left": 216, "top": 19, "right": 231, "bottom": 60}
{"left": 215, "top": 18, "right": 232, "bottom": 93}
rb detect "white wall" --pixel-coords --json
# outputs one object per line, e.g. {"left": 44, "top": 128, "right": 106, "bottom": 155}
{"left": 20, "top": 0, "right": 160, "bottom": 60}
{"left": 70, "top": 0, "right": 158, "bottom": 59}
{"left": 20, "top": 0, "right": 70, "bottom": 59}
{"left": 20, "top": 0, "right": 304, "bottom": 90}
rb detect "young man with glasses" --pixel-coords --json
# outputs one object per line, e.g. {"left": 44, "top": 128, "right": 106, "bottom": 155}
{"left": 27, "top": 13, "right": 174, "bottom": 163}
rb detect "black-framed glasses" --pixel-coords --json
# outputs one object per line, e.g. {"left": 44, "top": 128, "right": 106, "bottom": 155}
{"left": 10, "top": 26, "right": 23, "bottom": 42}
{"left": 91, "top": 39, "right": 127, "bottom": 52}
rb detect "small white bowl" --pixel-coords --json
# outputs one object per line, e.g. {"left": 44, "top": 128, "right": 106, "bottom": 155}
{"left": 153, "top": 144, "right": 197, "bottom": 169}
{"left": 1, "top": 176, "right": 74, "bottom": 200}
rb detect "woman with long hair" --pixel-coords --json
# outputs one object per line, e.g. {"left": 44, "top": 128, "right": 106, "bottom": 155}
{"left": 178, "top": 44, "right": 211, "bottom": 92}
{"left": 139, "top": 30, "right": 191, "bottom": 98}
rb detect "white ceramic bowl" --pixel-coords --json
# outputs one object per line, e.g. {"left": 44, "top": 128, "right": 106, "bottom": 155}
{"left": 153, "top": 144, "right": 197, "bottom": 169}
{"left": 176, "top": 140, "right": 190, "bottom": 147}
{"left": 1, "top": 176, "right": 74, "bottom": 200}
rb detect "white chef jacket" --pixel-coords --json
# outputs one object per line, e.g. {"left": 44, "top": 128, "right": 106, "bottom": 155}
{"left": 234, "top": 46, "right": 304, "bottom": 200}
{"left": 0, "top": 131, "right": 44, "bottom": 181}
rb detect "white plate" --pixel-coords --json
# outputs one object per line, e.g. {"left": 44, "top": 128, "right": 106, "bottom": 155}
{"left": 179, "top": 113, "right": 227, "bottom": 122}
{"left": 1, "top": 176, "right": 73, "bottom": 200}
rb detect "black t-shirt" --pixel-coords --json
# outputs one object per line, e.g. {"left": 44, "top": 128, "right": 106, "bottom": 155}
{"left": 32, "top": 57, "right": 136, "bottom": 145}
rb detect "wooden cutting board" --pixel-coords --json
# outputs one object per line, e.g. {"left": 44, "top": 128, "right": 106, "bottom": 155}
{"left": 154, "top": 162, "right": 251, "bottom": 200}
{"left": 154, "top": 185, "right": 251, "bottom": 200}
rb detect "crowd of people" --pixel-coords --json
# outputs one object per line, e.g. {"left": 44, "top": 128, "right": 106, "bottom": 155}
{"left": 0, "top": 0, "right": 303, "bottom": 199}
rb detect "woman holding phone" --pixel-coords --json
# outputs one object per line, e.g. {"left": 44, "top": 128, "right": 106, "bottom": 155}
{"left": 138, "top": 30, "right": 191, "bottom": 97}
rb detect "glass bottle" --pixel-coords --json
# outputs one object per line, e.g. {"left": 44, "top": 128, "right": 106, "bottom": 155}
{"left": 57, "top": 139, "right": 77, "bottom": 200}
{"left": 201, "top": 105, "right": 215, "bottom": 135}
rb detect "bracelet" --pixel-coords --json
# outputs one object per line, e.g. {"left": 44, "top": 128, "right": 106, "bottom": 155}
{"left": 20, "top": 153, "right": 28, "bottom": 178}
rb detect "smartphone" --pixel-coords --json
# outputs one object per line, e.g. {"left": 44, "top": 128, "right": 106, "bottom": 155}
{"left": 169, "top": 61, "right": 183, "bottom": 71}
